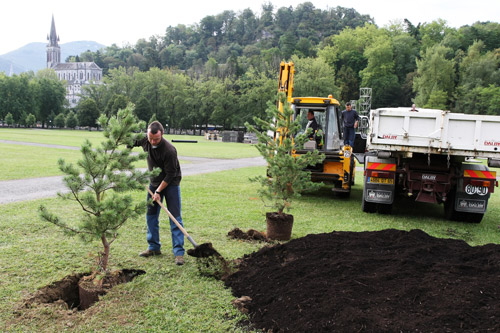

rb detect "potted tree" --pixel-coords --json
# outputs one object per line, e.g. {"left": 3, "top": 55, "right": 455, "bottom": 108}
{"left": 39, "top": 103, "right": 155, "bottom": 309}
{"left": 246, "top": 94, "right": 325, "bottom": 240}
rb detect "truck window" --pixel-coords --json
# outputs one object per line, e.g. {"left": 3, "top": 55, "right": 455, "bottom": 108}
{"left": 294, "top": 108, "right": 326, "bottom": 136}
{"left": 327, "top": 105, "right": 341, "bottom": 151}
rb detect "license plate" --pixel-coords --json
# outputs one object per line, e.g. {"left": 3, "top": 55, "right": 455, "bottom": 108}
{"left": 369, "top": 177, "right": 394, "bottom": 184}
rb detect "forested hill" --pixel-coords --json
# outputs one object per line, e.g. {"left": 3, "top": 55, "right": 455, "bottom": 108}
{"left": 75, "top": 3, "right": 373, "bottom": 73}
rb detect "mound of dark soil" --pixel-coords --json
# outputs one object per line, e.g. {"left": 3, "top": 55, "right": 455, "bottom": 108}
{"left": 224, "top": 229, "right": 500, "bottom": 332}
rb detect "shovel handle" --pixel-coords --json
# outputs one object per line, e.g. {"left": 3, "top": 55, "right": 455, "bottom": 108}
{"left": 146, "top": 187, "right": 198, "bottom": 248}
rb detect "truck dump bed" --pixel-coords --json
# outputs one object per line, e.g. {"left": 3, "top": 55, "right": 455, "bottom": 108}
{"left": 367, "top": 108, "right": 500, "bottom": 159}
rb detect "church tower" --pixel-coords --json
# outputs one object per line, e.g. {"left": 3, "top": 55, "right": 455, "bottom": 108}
{"left": 46, "top": 15, "right": 61, "bottom": 68}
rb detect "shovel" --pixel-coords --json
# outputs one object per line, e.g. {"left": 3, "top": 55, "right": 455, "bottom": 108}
{"left": 145, "top": 187, "right": 223, "bottom": 259}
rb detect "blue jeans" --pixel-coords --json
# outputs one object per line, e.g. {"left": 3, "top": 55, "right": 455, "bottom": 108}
{"left": 146, "top": 184, "right": 185, "bottom": 256}
{"left": 344, "top": 126, "right": 356, "bottom": 147}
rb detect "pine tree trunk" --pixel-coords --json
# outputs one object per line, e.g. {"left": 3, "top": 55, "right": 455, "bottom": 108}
{"left": 101, "top": 235, "right": 110, "bottom": 272}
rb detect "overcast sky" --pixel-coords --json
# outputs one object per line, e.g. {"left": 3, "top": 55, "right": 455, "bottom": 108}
{"left": 1, "top": 0, "right": 499, "bottom": 55}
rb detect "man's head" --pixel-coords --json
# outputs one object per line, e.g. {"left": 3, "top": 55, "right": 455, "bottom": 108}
{"left": 346, "top": 102, "right": 352, "bottom": 111}
{"left": 307, "top": 110, "right": 315, "bottom": 120}
{"left": 147, "top": 121, "right": 164, "bottom": 147}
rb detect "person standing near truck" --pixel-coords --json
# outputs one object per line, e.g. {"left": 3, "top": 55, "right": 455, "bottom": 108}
{"left": 132, "top": 121, "right": 185, "bottom": 265}
{"left": 342, "top": 102, "right": 360, "bottom": 147}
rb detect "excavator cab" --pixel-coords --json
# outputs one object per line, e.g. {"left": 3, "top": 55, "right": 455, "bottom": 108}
{"left": 291, "top": 98, "right": 343, "bottom": 152}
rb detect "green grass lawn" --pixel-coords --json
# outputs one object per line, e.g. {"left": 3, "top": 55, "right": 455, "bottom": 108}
{"left": 0, "top": 128, "right": 260, "bottom": 159}
{"left": 1, "top": 167, "right": 499, "bottom": 331}
{"left": 0, "top": 144, "right": 151, "bottom": 181}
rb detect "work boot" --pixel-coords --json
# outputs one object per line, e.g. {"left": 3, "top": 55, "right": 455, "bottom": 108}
{"left": 175, "top": 255, "right": 184, "bottom": 266}
{"left": 139, "top": 249, "right": 162, "bottom": 257}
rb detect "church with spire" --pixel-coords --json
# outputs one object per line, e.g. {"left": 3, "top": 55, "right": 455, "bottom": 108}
{"left": 47, "top": 15, "right": 102, "bottom": 107}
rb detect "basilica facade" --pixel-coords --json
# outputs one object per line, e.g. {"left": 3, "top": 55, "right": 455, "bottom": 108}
{"left": 47, "top": 15, "right": 102, "bottom": 107}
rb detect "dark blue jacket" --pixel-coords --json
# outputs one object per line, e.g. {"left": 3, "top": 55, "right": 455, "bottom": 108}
{"left": 342, "top": 109, "right": 360, "bottom": 128}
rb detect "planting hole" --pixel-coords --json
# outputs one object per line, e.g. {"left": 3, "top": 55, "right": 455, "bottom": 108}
{"left": 23, "top": 269, "right": 145, "bottom": 311}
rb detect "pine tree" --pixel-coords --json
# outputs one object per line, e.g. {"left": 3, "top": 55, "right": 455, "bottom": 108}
{"left": 5, "top": 112, "right": 14, "bottom": 127}
{"left": 40, "top": 103, "right": 156, "bottom": 273}
{"left": 246, "top": 93, "right": 325, "bottom": 215}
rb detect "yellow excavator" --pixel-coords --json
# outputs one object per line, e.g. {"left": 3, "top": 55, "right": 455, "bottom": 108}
{"left": 276, "top": 61, "right": 366, "bottom": 195}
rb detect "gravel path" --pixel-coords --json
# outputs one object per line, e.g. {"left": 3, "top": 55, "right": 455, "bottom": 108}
{"left": 0, "top": 139, "right": 266, "bottom": 204}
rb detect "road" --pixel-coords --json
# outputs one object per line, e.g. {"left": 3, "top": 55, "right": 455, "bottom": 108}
{"left": 0, "top": 140, "right": 266, "bottom": 204}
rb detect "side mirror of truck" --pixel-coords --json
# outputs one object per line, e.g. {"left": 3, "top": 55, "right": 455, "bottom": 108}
{"left": 360, "top": 116, "right": 369, "bottom": 129}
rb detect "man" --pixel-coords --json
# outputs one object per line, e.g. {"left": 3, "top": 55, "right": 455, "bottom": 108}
{"left": 133, "top": 121, "right": 185, "bottom": 265}
{"left": 342, "top": 102, "right": 360, "bottom": 147}
{"left": 305, "top": 110, "right": 319, "bottom": 140}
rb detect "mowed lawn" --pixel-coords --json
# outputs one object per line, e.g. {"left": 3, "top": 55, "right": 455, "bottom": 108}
{"left": 0, "top": 129, "right": 499, "bottom": 331}
{"left": 0, "top": 128, "right": 260, "bottom": 181}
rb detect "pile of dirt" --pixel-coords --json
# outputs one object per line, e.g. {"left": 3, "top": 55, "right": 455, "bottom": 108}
{"left": 224, "top": 229, "right": 500, "bottom": 332}
{"left": 228, "top": 228, "right": 267, "bottom": 241}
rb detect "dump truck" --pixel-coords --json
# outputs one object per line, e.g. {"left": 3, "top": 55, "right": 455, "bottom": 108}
{"left": 277, "top": 61, "right": 368, "bottom": 195}
{"left": 363, "top": 107, "right": 500, "bottom": 223}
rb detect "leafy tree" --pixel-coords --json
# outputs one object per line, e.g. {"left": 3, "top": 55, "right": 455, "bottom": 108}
{"left": 279, "top": 31, "right": 297, "bottom": 59}
{"left": 5, "top": 112, "right": 14, "bottom": 127}
{"left": 134, "top": 96, "right": 153, "bottom": 122}
{"left": 413, "top": 44, "right": 456, "bottom": 108}
{"left": 81, "top": 83, "right": 109, "bottom": 112}
{"left": 25, "top": 113, "right": 36, "bottom": 128}
{"left": 237, "top": 68, "right": 276, "bottom": 126}
{"left": 419, "top": 19, "right": 453, "bottom": 51}
{"left": 54, "top": 113, "right": 66, "bottom": 128}
{"left": 35, "top": 70, "right": 66, "bottom": 128}
{"left": 161, "top": 73, "right": 189, "bottom": 130}
{"left": 424, "top": 89, "right": 448, "bottom": 109}
{"left": 477, "top": 85, "right": 500, "bottom": 115}
{"left": 210, "top": 78, "right": 236, "bottom": 129}
{"left": 458, "top": 41, "right": 500, "bottom": 89}
{"left": 65, "top": 111, "right": 78, "bottom": 129}
{"left": 337, "top": 66, "right": 359, "bottom": 102}
{"left": 139, "top": 68, "right": 169, "bottom": 124}
{"left": 78, "top": 98, "right": 100, "bottom": 129}
{"left": 292, "top": 56, "right": 338, "bottom": 98}
{"left": 110, "top": 95, "right": 129, "bottom": 118}
{"left": 0, "top": 73, "right": 36, "bottom": 125}
{"left": 39, "top": 104, "right": 154, "bottom": 273}
{"left": 359, "top": 37, "right": 399, "bottom": 107}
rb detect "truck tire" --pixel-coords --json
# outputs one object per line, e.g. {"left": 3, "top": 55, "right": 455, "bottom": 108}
{"left": 460, "top": 212, "right": 484, "bottom": 224}
{"left": 362, "top": 193, "right": 376, "bottom": 213}
{"left": 350, "top": 159, "right": 355, "bottom": 186}
{"left": 377, "top": 203, "right": 393, "bottom": 215}
{"left": 444, "top": 191, "right": 460, "bottom": 221}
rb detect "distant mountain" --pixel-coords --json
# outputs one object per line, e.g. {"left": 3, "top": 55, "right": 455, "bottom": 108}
{"left": 0, "top": 41, "right": 106, "bottom": 75}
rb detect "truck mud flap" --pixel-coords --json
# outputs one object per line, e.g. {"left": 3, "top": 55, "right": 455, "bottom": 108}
{"left": 364, "top": 187, "right": 393, "bottom": 204}
{"left": 454, "top": 193, "right": 489, "bottom": 213}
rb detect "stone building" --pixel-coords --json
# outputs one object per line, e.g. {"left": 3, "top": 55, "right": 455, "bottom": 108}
{"left": 47, "top": 15, "right": 102, "bottom": 107}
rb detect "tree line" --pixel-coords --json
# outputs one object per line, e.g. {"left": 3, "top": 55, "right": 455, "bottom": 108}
{"left": 1, "top": 2, "right": 500, "bottom": 130}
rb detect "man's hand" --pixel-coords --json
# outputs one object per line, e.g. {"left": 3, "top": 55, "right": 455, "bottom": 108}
{"left": 152, "top": 192, "right": 161, "bottom": 202}
{"left": 354, "top": 120, "right": 358, "bottom": 129}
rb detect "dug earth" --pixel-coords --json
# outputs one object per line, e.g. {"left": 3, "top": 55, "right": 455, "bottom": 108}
{"left": 225, "top": 229, "right": 500, "bottom": 331}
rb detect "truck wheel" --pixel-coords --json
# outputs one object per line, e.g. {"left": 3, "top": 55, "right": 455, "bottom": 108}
{"left": 377, "top": 203, "right": 393, "bottom": 215}
{"left": 362, "top": 193, "right": 376, "bottom": 213}
{"left": 461, "top": 212, "right": 484, "bottom": 224}
{"left": 444, "top": 191, "right": 459, "bottom": 221}
{"left": 350, "top": 160, "right": 355, "bottom": 186}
